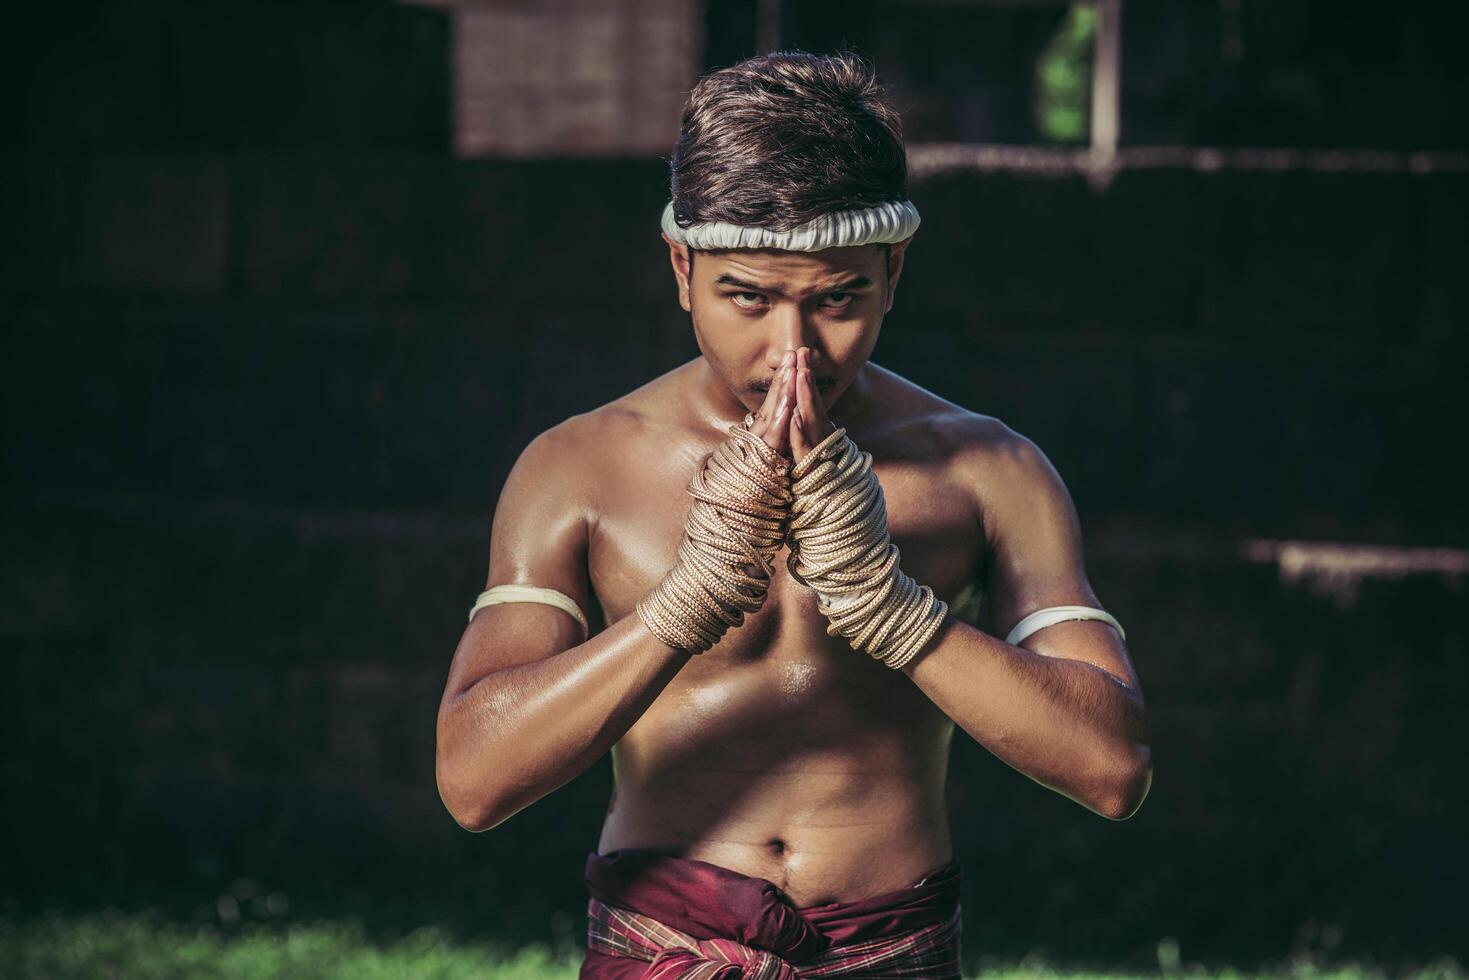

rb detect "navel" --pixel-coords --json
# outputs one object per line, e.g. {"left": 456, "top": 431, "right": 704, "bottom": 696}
{"left": 767, "top": 837, "right": 787, "bottom": 855}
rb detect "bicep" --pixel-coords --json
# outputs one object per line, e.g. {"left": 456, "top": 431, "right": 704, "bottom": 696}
{"left": 979, "top": 430, "right": 1138, "bottom": 688}
{"left": 446, "top": 425, "right": 596, "bottom": 700}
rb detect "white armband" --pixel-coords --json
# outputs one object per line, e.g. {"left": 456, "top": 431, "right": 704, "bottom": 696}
{"left": 1005, "top": 605, "right": 1125, "bottom": 647}
{"left": 469, "top": 584, "right": 590, "bottom": 639}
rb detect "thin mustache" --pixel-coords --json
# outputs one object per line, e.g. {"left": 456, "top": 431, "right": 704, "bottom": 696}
{"left": 751, "top": 376, "right": 835, "bottom": 392}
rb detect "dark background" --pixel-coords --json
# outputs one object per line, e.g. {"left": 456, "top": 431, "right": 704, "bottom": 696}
{"left": 2, "top": 0, "right": 1466, "bottom": 973}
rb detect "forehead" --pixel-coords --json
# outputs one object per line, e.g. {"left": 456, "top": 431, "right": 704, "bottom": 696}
{"left": 697, "top": 244, "right": 885, "bottom": 286}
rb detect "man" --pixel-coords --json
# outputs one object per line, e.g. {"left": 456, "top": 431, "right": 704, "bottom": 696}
{"left": 437, "top": 51, "right": 1151, "bottom": 978}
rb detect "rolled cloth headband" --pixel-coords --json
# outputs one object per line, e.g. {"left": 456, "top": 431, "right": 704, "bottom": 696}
{"left": 659, "top": 199, "right": 921, "bottom": 252}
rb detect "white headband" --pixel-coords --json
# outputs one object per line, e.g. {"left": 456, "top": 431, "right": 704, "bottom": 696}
{"left": 660, "top": 199, "right": 920, "bottom": 252}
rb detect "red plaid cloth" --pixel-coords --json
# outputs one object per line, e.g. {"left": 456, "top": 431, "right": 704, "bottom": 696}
{"left": 579, "top": 849, "right": 963, "bottom": 979}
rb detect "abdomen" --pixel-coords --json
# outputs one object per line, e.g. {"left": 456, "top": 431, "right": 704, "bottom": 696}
{"left": 598, "top": 633, "right": 956, "bottom": 905}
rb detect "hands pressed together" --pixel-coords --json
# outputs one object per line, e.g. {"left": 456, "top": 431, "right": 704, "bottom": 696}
{"left": 743, "top": 347, "right": 837, "bottom": 467}
{"left": 636, "top": 348, "right": 949, "bottom": 669}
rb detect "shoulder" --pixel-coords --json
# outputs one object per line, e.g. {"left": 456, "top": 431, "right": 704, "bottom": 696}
{"left": 519, "top": 358, "right": 687, "bottom": 459}
{"left": 505, "top": 408, "right": 631, "bottom": 525}
{"left": 883, "top": 390, "right": 1087, "bottom": 607}
{"left": 518, "top": 405, "right": 635, "bottom": 466}
{"left": 947, "top": 414, "right": 1056, "bottom": 492}
{"left": 505, "top": 363, "right": 695, "bottom": 515}
{"left": 861, "top": 364, "right": 1062, "bottom": 530}
{"left": 933, "top": 413, "right": 1060, "bottom": 544}
{"left": 487, "top": 405, "right": 643, "bottom": 598}
{"left": 861, "top": 361, "right": 1029, "bottom": 464}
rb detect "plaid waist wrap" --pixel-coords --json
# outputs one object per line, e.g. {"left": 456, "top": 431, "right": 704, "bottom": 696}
{"left": 579, "top": 848, "right": 963, "bottom": 979}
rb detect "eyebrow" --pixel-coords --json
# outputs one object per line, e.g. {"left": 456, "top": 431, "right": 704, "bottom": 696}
{"left": 713, "top": 274, "right": 875, "bottom": 296}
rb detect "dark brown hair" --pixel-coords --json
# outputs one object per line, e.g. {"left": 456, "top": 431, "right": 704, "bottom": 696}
{"left": 669, "top": 50, "right": 908, "bottom": 233}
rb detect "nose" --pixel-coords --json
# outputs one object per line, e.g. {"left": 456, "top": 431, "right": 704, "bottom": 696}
{"left": 764, "top": 305, "right": 820, "bottom": 371}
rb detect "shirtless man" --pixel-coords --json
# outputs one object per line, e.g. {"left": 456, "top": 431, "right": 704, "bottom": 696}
{"left": 436, "top": 52, "right": 1151, "bottom": 978}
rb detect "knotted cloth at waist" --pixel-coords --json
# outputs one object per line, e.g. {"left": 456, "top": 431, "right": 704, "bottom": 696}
{"left": 580, "top": 848, "right": 963, "bottom": 978}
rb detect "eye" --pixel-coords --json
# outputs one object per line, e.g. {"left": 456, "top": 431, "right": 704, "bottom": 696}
{"left": 821, "top": 291, "right": 854, "bottom": 310}
{"left": 731, "top": 292, "right": 766, "bottom": 310}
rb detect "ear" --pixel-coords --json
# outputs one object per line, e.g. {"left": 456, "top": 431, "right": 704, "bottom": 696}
{"left": 663, "top": 232, "right": 693, "bottom": 312}
{"left": 883, "top": 236, "right": 913, "bottom": 314}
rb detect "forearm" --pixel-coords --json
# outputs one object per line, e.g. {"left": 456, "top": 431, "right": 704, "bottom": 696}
{"left": 903, "top": 614, "right": 1150, "bottom": 819}
{"left": 437, "top": 613, "right": 690, "bottom": 831}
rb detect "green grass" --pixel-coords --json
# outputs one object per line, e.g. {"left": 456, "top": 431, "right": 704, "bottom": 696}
{"left": 1, "top": 911, "right": 1463, "bottom": 980}
{"left": 0, "top": 913, "right": 580, "bottom": 980}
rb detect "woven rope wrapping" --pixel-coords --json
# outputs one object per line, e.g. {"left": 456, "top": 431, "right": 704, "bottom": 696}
{"left": 636, "top": 425, "right": 793, "bottom": 653}
{"left": 787, "top": 428, "right": 949, "bottom": 669}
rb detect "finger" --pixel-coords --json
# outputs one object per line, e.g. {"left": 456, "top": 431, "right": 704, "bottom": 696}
{"left": 754, "top": 357, "right": 796, "bottom": 452}
{"left": 782, "top": 351, "right": 800, "bottom": 449}
{"left": 766, "top": 352, "right": 795, "bottom": 421}
{"left": 790, "top": 403, "right": 809, "bottom": 464}
{"left": 795, "top": 361, "right": 816, "bottom": 437}
{"left": 770, "top": 388, "right": 793, "bottom": 454}
{"left": 797, "top": 353, "right": 833, "bottom": 437}
{"left": 799, "top": 350, "right": 822, "bottom": 425}
{"left": 791, "top": 368, "right": 817, "bottom": 463}
{"left": 750, "top": 354, "right": 792, "bottom": 439}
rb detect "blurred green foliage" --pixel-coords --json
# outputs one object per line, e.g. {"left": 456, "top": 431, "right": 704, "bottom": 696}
{"left": 1035, "top": 1, "right": 1098, "bottom": 142}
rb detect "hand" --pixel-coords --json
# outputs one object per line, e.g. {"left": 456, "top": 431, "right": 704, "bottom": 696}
{"left": 747, "top": 350, "right": 797, "bottom": 457}
{"left": 788, "top": 347, "right": 838, "bottom": 465}
{"left": 782, "top": 385, "right": 950, "bottom": 667}
{"left": 641, "top": 353, "right": 796, "bottom": 653}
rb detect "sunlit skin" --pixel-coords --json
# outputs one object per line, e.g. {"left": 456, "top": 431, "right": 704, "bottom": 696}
{"left": 436, "top": 231, "right": 1152, "bottom": 907}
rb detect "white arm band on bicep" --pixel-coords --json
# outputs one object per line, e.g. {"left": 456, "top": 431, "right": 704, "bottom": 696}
{"left": 469, "top": 584, "right": 590, "bottom": 639}
{"left": 1005, "top": 605, "right": 1126, "bottom": 647}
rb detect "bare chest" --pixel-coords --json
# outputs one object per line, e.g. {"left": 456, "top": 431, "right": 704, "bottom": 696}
{"left": 586, "top": 434, "right": 981, "bottom": 863}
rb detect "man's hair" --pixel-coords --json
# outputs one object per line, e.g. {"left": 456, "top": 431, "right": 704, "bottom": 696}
{"left": 669, "top": 50, "right": 909, "bottom": 234}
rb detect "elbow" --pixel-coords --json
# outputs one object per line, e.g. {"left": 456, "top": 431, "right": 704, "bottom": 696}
{"left": 436, "top": 701, "right": 547, "bottom": 832}
{"left": 438, "top": 772, "right": 520, "bottom": 833}
{"left": 436, "top": 745, "right": 514, "bottom": 833}
{"left": 436, "top": 694, "right": 516, "bottom": 833}
{"left": 437, "top": 766, "right": 493, "bottom": 833}
{"left": 437, "top": 742, "right": 540, "bottom": 832}
{"left": 1094, "top": 746, "right": 1153, "bottom": 821}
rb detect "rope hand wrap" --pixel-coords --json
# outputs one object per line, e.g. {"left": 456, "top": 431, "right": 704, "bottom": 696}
{"left": 636, "top": 425, "right": 793, "bottom": 653}
{"left": 787, "top": 427, "right": 949, "bottom": 670}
